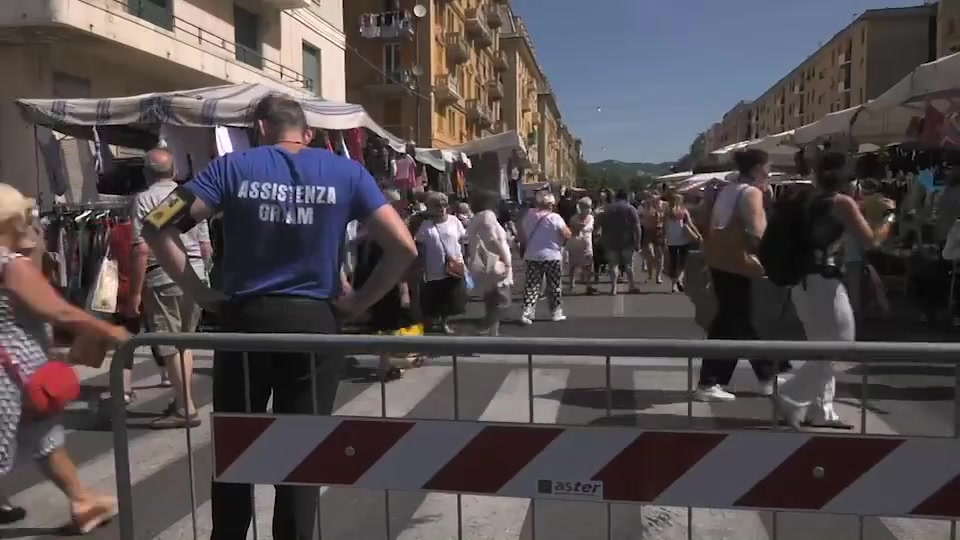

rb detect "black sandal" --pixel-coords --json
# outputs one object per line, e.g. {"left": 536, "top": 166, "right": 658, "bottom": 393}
{"left": 0, "top": 504, "right": 26, "bottom": 524}
{"left": 380, "top": 367, "right": 404, "bottom": 381}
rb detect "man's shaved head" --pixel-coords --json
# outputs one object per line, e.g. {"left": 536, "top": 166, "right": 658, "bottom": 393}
{"left": 144, "top": 147, "right": 175, "bottom": 181}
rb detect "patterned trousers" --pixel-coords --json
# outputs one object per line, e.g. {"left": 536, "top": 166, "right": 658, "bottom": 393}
{"left": 522, "top": 260, "right": 563, "bottom": 315}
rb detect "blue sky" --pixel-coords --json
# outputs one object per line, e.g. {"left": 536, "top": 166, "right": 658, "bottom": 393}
{"left": 510, "top": 0, "right": 921, "bottom": 163}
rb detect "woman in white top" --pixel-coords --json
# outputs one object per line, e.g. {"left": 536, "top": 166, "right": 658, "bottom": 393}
{"left": 518, "top": 192, "right": 572, "bottom": 325}
{"left": 466, "top": 190, "right": 513, "bottom": 336}
{"left": 566, "top": 197, "right": 596, "bottom": 294}
{"left": 414, "top": 192, "right": 467, "bottom": 335}
{"left": 664, "top": 193, "right": 693, "bottom": 293}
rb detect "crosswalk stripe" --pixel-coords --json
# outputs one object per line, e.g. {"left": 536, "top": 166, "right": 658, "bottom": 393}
{"left": 396, "top": 368, "right": 569, "bottom": 540}
{"left": 155, "top": 365, "right": 453, "bottom": 540}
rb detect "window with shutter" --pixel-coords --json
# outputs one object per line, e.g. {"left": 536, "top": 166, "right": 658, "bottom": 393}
{"left": 302, "top": 43, "right": 321, "bottom": 96}
{"left": 128, "top": 0, "right": 173, "bottom": 31}
{"left": 234, "top": 5, "right": 262, "bottom": 69}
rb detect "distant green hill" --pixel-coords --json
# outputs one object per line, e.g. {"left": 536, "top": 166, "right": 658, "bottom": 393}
{"left": 586, "top": 160, "right": 674, "bottom": 179}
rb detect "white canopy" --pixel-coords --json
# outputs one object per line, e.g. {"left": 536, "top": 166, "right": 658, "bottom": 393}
{"left": 451, "top": 130, "right": 527, "bottom": 157}
{"left": 657, "top": 170, "right": 693, "bottom": 181}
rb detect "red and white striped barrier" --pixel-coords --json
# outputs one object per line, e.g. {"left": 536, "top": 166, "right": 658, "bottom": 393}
{"left": 211, "top": 413, "right": 960, "bottom": 519}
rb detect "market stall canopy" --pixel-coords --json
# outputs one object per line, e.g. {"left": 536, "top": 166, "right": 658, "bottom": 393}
{"left": 15, "top": 82, "right": 456, "bottom": 170}
{"left": 451, "top": 130, "right": 527, "bottom": 159}
{"left": 793, "top": 106, "right": 860, "bottom": 144}
{"left": 657, "top": 171, "right": 694, "bottom": 182}
{"left": 850, "top": 52, "right": 960, "bottom": 146}
{"left": 744, "top": 130, "right": 797, "bottom": 155}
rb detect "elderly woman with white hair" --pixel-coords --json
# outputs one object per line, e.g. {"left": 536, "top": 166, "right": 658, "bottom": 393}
{"left": 414, "top": 191, "right": 467, "bottom": 334}
{"left": 567, "top": 197, "right": 596, "bottom": 294}
{"left": 518, "top": 191, "right": 571, "bottom": 324}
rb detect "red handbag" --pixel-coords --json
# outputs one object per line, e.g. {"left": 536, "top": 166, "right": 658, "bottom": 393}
{"left": 0, "top": 345, "right": 79, "bottom": 417}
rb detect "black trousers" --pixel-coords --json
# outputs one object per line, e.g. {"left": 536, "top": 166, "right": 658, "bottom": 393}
{"left": 211, "top": 295, "right": 343, "bottom": 540}
{"left": 698, "top": 269, "right": 780, "bottom": 386}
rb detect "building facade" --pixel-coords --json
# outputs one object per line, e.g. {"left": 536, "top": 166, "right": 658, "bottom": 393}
{"left": 537, "top": 89, "right": 562, "bottom": 182}
{"left": 939, "top": 0, "right": 960, "bottom": 57}
{"left": 719, "top": 101, "right": 753, "bottom": 147}
{"left": 0, "top": 0, "right": 343, "bottom": 201}
{"left": 499, "top": 12, "right": 544, "bottom": 179}
{"left": 346, "top": 0, "right": 505, "bottom": 148}
{"left": 557, "top": 123, "right": 577, "bottom": 186}
{"left": 704, "top": 122, "right": 723, "bottom": 153}
{"left": 748, "top": 5, "right": 935, "bottom": 139}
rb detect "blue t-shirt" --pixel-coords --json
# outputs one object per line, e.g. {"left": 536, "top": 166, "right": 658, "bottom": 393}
{"left": 185, "top": 146, "right": 386, "bottom": 300}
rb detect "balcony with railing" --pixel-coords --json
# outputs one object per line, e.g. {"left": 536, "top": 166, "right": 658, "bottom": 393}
{"left": 487, "top": 79, "right": 504, "bottom": 100}
{"left": 444, "top": 32, "right": 469, "bottom": 64}
{"left": 358, "top": 11, "right": 414, "bottom": 40}
{"left": 433, "top": 73, "right": 462, "bottom": 104}
{"left": 366, "top": 69, "right": 415, "bottom": 95}
{"left": 465, "top": 8, "right": 493, "bottom": 47}
{"left": 493, "top": 50, "right": 508, "bottom": 72}
{"left": 113, "top": 0, "right": 309, "bottom": 88}
{"left": 486, "top": 5, "right": 503, "bottom": 28}
{"left": 467, "top": 99, "right": 493, "bottom": 127}
{"left": 262, "top": 0, "right": 310, "bottom": 9}
{"left": 521, "top": 94, "right": 532, "bottom": 112}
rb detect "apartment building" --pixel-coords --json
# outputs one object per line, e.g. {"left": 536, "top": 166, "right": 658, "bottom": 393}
{"left": 704, "top": 122, "right": 723, "bottom": 153}
{"left": 719, "top": 101, "right": 753, "bottom": 148}
{"left": 0, "top": 0, "right": 343, "bottom": 200}
{"left": 345, "top": 0, "right": 505, "bottom": 148}
{"left": 749, "top": 5, "right": 936, "bottom": 139}
{"left": 537, "top": 89, "right": 562, "bottom": 182}
{"left": 499, "top": 13, "right": 545, "bottom": 178}
{"left": 939, "top": 0, "right": 960, "bottom": 56}
{"left": 557, "top": 123, "right": 577, "bottom": 186}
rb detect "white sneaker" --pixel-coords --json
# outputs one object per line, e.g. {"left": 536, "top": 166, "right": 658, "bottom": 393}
{"left": 759, "top": 376, "right": 786, "bottom": 397}
{"left": 693, "top": 384, "right": 736, "bottom": 402}
{"left": 551, "top": 309, "right": 567, "bottom": 322}
{"left": 519, "top": 313, "right": 534, "bottom": 325}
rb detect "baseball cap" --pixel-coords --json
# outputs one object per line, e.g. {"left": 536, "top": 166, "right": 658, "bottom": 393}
{"left": 0, "top": 184, "right": 35, "bottom": 224}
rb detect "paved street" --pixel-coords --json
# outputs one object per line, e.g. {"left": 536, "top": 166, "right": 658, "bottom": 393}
{"left": 1, "top": 276, "right": 957, "bottom": 539}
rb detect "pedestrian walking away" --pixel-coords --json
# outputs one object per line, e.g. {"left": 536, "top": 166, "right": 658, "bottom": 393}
{"left": 598, "top": 190, "right": 641, "bottom": 295}
{"left": 697, "top": 149, "right": 786, "bottom": 402}
{"left": 140, "top": 95, "right": 417, "bottom": 540}
{"left": 518, "top": 191, "right": 571, "bottom": 324}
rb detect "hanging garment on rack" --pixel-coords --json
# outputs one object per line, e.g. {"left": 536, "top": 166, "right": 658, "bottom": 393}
{"left": 344, "top": 128, "right": 365, "bottom": 166}
{"left": 42, "top": 205, "right": 130, "bottom": 307}
{"left": 215, "top": 126, "right": 251, "bottom": 156}
{"left": 393, "top": 154, "right": 418, "bottom": 191}
{"left": 159, "top": 125, "right": 214, "bottom": 181}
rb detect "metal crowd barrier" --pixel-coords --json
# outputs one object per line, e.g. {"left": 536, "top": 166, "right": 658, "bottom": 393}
{"left": 109, "top": 334, "right": 960, "bottom": 540}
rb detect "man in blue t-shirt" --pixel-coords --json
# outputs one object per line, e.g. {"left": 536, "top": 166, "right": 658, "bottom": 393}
{"left": 141, "top": 95, "right": 416, "bottom": 540}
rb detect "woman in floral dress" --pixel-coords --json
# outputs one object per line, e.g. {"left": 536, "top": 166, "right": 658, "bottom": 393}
{"left": 0, "top": 184, "right": 129, "bottom": 532}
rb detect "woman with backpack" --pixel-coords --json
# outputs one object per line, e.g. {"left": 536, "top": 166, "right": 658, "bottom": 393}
{"left": 773, "top": 153, "right": 895, "bottom": 430}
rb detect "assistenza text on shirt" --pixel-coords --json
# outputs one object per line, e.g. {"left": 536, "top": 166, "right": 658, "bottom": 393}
{"left": 237, "top": 181, "right": 337, "bottom": 225}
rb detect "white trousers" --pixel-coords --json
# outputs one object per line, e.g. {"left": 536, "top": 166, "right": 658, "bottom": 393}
{"left": 779, "top": 274, "right": 855, "bottom": 423}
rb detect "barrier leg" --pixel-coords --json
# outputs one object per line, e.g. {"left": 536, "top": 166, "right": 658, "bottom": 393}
{"left": 527, "top": 354, "right": 537, "bottom": 540}
{"left": 111, "top": 344, "right": 137, "bottom": 540}
{"left": 242, "top": 352, "right": 260, "bottom": 540}
{"left": 686, "top": 356, "right": 693, "bottom": 540}
{"left": 605, "top": 355, "right": 614, "bottom": 540}
{"left": 953, "top": 365, "right": 960, "bottom": 540}
{"left": 453, "top": 354, "right": 463, "bottom": 540}
{"left": 178, "top": 346, "right": 199, "bottom": 539}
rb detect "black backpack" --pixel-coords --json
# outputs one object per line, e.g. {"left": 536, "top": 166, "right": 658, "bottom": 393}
{"left": 757, "top": 190, "right": 823, "bottom": 287}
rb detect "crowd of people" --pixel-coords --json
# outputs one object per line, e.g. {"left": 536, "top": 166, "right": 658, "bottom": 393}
{"left": 0, "top": 90, "right": 906, "bottom": 538}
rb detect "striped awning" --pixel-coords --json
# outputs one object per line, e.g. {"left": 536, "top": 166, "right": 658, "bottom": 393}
{"left": 16, "top": 83, "right": 455, "bottom": 170}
